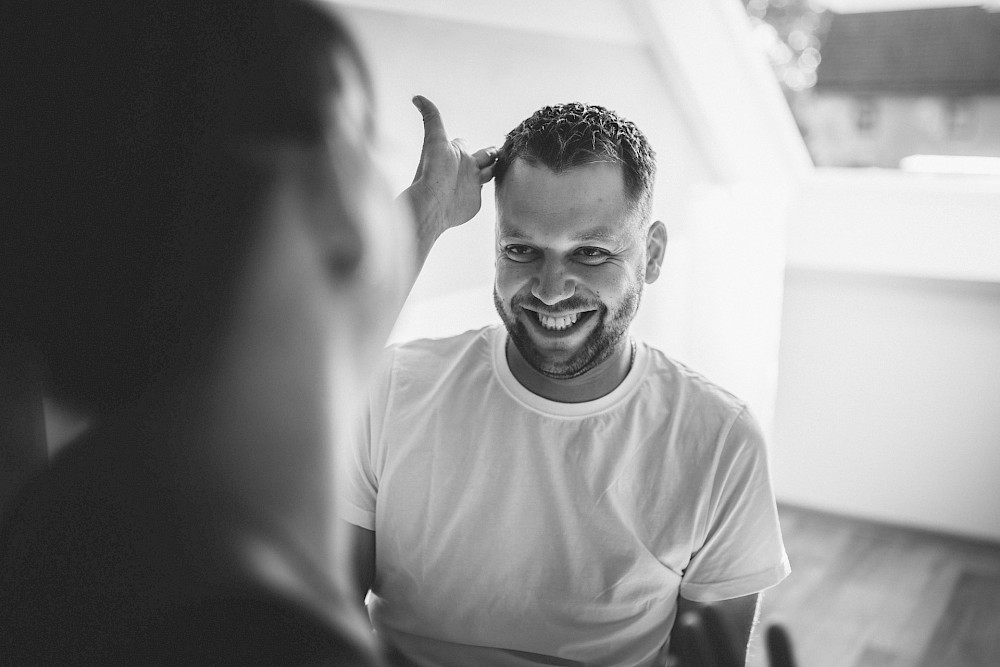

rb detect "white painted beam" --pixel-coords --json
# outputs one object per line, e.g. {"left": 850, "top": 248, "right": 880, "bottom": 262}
{"left": 625, "top": 0, "right": 812, "bottom": 184}
{"left": 327, "top": 0, "right": 643, "bottom": 45}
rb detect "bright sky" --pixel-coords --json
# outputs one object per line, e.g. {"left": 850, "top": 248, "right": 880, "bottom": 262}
{"left": 820, "top": 0, "right": 994, "bottom": 11}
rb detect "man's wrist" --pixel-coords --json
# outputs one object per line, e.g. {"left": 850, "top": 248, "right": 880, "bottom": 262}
{"left": 400, "top": 182, "right": 447, "bottom": 264}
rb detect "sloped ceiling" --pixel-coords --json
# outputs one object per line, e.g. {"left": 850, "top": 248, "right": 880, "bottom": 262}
{"left": 330, "top": 0, "right": 813, "bottom": 182}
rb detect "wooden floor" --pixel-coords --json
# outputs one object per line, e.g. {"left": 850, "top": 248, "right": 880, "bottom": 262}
{"left": 746, "top": 504, "right": 1000, "bottom": 667}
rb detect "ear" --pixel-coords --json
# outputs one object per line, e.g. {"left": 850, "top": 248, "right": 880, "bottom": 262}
{"left": 644, "top": 220, "right": 667, "bottom": 284}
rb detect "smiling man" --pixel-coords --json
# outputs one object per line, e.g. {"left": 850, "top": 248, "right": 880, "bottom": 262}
{"left": 342, "top": 103, "right": 790, "bottom": 666}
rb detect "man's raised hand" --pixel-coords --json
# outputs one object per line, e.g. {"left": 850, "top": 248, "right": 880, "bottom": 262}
{"left": 403, "top": 95, "right": 498, "bottom": 265}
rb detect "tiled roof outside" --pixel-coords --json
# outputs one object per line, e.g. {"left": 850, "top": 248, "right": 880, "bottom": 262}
{"left": 815, "top": 6, "right": 1000, "bottom": 95}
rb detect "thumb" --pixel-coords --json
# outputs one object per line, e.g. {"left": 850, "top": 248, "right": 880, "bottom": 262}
{"left": 412, "top": 94, "right": 446, "bottom": 144}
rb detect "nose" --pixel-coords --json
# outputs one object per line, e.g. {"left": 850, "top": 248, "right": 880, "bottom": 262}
{"left": 531, "top": 260, "right": 575, "bottom": 306}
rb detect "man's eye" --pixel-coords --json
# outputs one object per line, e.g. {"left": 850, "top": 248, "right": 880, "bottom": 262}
{"left": 576, "top": 247, "right": 610, "bottom": 263}
{"left": 505, "top": 245, "right": 536, "bottom": 262}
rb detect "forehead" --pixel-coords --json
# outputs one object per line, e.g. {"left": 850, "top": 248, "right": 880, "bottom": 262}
{"left": 496, "top": 159, "right": 638, "bottom": 241}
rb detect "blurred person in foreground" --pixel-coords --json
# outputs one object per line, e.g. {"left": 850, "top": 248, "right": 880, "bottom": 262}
{"left": 0, "top": 1, "right": 494, "bottom": 663}
{"left": 341, "top": 103, "right": 790, "bottom": 666}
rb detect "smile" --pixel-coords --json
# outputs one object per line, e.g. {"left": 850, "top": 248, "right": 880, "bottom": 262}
{"left": 539, "top": 312, "right": 578, "bottom": 331}
{"left": 525, "top": 308, "right": 597, "bottom": 333}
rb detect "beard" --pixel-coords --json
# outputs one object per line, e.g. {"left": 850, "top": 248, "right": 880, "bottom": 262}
{"left": 493, "top": 279, "right": 643, "bottom": 380}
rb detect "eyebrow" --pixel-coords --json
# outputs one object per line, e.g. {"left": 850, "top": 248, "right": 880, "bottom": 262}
{"left": 574, "top": 228, "right": 621, "bottom": 243}
{"left": 497, "top": 228, "right": 531, "bottom": 241}
{"left": 497, "top": 226, "right": 623, "bottom": 244}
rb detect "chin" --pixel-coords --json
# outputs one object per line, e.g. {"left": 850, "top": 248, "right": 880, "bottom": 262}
{"left": 512, "top": 327, "right": 617, "bottom": 380}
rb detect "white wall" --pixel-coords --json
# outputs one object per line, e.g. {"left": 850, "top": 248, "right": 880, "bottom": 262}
{"left": 774, "top": 169, "right": 1000, "bottom": 542}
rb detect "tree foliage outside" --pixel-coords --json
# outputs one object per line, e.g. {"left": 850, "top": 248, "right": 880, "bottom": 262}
{"left": 742, "top": 0, "right": 832, "bottom": 95}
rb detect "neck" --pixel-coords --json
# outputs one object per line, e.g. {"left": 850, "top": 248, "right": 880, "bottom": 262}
{"left": 505, "top": 334, "right": 635, "bottom": 403}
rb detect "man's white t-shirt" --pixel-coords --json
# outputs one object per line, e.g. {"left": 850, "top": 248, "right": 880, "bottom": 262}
{"left": 340, "top": 325, "right": 789, "bottom": 667}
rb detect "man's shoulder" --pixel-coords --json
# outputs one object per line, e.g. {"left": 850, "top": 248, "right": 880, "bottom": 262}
{"left": 366, "top": 325, "right": 498, "bottom": 418}
{"left": 384, "top": 325, "right": 495, "bottom": 364}
{"left": 373, "top": 325, "right": 497, "bottom": 393}
{"left": 640, "top": 345, "right": 749, "bottom": 420}
{"left": 639, "top": 346, "right": 766, "bottom": 462}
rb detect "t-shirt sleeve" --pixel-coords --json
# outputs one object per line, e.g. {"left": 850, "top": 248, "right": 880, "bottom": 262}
{"left": 679, "top": 406, "right": 790, "bottom": 602}
{"left": 337, "top": 347, "right": 395, "bottom": 531}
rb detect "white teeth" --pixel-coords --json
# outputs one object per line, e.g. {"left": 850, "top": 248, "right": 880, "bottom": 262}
{"left": 538, "top": 312, "right": 580, "bottom": 331}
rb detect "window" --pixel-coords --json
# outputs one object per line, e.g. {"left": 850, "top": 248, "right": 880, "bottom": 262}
{"left": 855, "top": 97, "right": 878, "bottom": 134}
{"left": 943, "top": 97, "right": 975, "bottom": 140}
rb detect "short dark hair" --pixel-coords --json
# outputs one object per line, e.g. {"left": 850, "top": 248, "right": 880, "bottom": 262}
{"left": 494, "top": 102, "right": 656, "bottom": 221}
{"left": 0, "top": 0, "right": 368, "bottom": 413}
